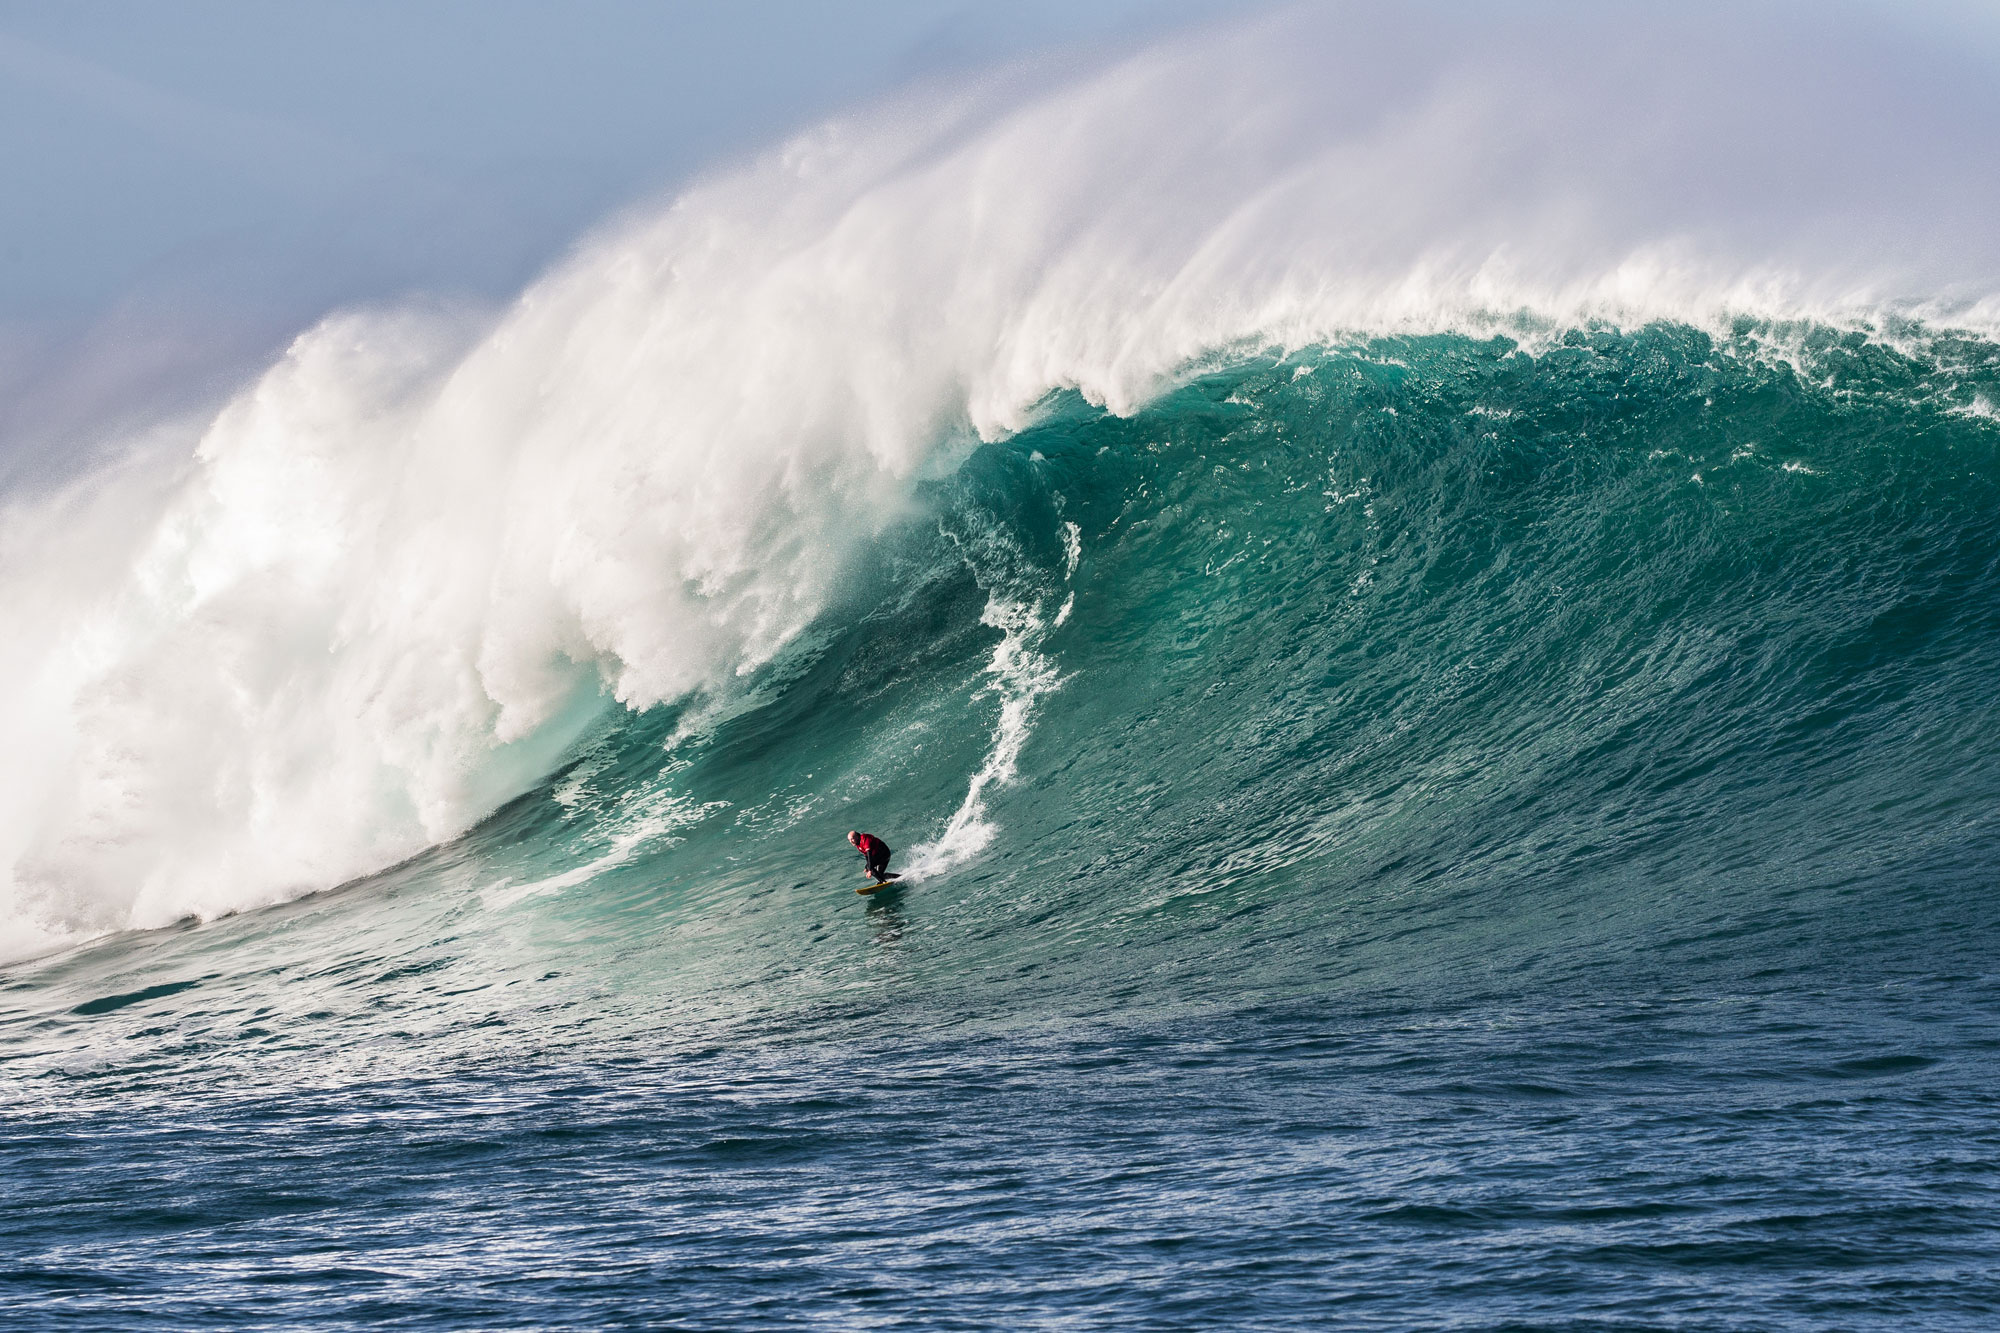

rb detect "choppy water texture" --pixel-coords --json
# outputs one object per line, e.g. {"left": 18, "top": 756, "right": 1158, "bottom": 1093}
{"left": 7, "top": 326, "right": 2000, "bottom": 1328}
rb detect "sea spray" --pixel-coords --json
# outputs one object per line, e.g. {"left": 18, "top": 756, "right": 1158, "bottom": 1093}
{"left": 3, "top": 8, "right": 1999, "bottom": 1325}
{"left": 5, "top": 0, "right": 2000, "bottom": 958}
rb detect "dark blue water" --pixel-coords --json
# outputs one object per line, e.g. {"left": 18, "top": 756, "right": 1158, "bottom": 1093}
{"left": 7, "top": 325, "right": 2000, "bottom": 1327}
{"left": 9, "top": 983, "right": 1999, "bottom": 1328}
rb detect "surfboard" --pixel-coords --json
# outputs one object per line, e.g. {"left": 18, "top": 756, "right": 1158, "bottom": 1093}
{"left": 856, "top": 877, "right": 900, "bottom": 895}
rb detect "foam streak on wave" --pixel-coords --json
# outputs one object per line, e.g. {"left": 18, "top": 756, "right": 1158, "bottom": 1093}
{"left": 910, "top": 593, "right": 1065, "bottom": 879}
{"left": 3, "top": 1, "right": 1999, "bottom": 958}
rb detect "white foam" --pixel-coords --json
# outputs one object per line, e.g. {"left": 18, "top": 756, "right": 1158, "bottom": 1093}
{"left": 906, "top": 594, "right": 1066, "bottom": 879}
{"left": 480, "top": 782, "right": 728, "bottom": 912}
{"left": 4, "top": 1, "right": 2000, "bottom": 957}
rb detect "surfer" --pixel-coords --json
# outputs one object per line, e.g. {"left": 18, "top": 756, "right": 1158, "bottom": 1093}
{"left": 848, "top": 831, "right": 898, "bottom": 884}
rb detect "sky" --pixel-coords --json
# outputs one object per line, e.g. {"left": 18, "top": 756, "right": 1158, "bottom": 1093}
{"left": 0, "top": 0, "right": 1229, "bottom": 479}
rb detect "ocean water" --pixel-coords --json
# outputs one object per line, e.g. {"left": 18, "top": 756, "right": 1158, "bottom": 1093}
{"left": 8, "top": 327, "right": 2000, "bottom": 1329}
{"left": 7, "top": 7, "right": 2000, "bottom": 1329}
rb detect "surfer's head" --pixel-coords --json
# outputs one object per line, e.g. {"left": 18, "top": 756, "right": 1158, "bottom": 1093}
{"left": 848, "top": 831, "right": 861, "bottom": 846}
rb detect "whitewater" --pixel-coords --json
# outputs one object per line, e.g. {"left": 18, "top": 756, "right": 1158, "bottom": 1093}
{"left": 5, "top": 3, "right": 2000, "bottom": 1327}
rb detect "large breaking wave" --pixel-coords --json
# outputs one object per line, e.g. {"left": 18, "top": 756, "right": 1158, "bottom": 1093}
{"left": 4, "top": 0, "right": 2000, "bottom": 961}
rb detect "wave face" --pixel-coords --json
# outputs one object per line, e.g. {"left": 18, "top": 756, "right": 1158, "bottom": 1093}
{"left": 5, "top": 4, "right": 2000, "bottom": 1327}
{"left": 7, "top": 324, "right": 2000, "bottom": 1327}
{"left": 7, "top": 1, "right": 2000, "bottom": 958}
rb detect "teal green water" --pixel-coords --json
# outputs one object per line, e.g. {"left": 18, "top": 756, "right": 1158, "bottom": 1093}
{"left": 6, "top": 323, "right": 2000, "bottom": 1327}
